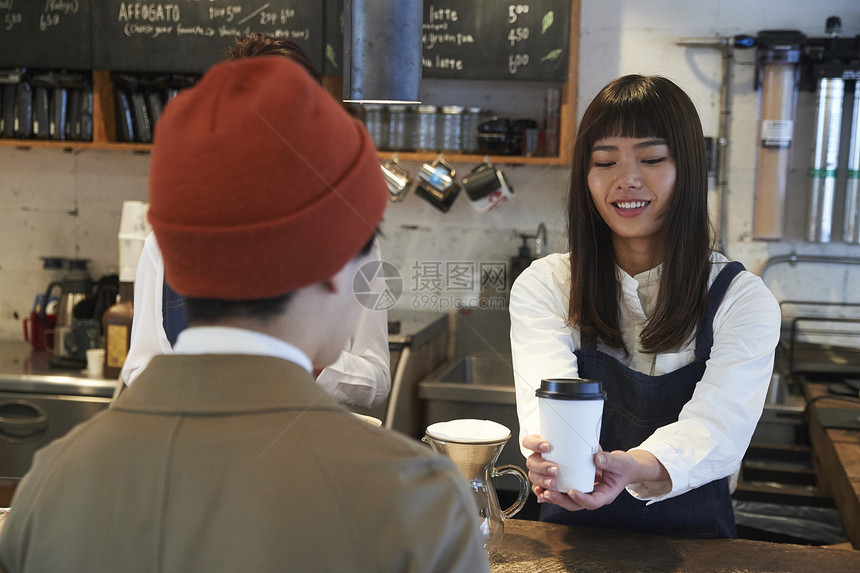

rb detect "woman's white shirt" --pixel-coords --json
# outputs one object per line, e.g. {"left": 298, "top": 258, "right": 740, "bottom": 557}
{"left": 510, "top": 252, "right": 781, "bottom": 502}
{"left": 121, "top": 233, "right": 391, "bottom": 409}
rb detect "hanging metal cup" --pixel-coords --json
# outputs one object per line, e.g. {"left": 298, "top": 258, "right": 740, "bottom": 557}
{"left": 462, "top": 160, "right": 514, "bottom": 213}
{"left": 381, "top": 155, "right": 411, "bottom": 202}
{"left": 415, "top": 155, "right": 461, "bottom": 213}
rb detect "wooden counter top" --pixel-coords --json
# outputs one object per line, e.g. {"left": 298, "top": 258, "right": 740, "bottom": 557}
{"left": 803, "top": 381, "right": 860, "bottom": 549}
{"left": 493, "top": 519, "right": 859, "bottom": 572}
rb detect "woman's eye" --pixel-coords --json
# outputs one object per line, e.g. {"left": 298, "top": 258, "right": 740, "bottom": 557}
{"left": 643, "top": 157, "right": 667, "bottom": 165}
{"left": 593, "top": 161, "right": 614, "bottom": 168}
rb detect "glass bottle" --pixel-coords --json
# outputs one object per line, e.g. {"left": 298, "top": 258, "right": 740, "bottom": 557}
{"left": 440, "top": 105, "right": 464, "bottom": 153}
{"left": 416, "top": 105, "right": 439, "bottom": 152}
{"left": 461, "top": 107, "right": 484, "bottom": 154}
{"left": 103, "top": 281, "right": 133, "bottom": 380}
{"left": 362, "top": 104, "right": 386, "bottom": 149}
{"left": 387, "top": 104, "right": 413, "bottom": 151}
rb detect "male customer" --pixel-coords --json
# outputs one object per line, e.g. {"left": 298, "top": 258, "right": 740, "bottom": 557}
{"left": 0, "top": 57, "right": 489, "bottom": 572}
{"left": 122, "top": 35, "right": 392, "bottom": 410}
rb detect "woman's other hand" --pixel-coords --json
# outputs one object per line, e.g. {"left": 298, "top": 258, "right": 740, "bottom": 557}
{"left": 562, "top": 451, "right": 633, "bottom": 509}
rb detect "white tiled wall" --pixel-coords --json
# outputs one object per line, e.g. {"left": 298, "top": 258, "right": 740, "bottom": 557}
{"left": 0, "top": 149, "right": 150, "bottom": 340}
{"left": 1, "top": 0, "right": 859, "bottom": 342}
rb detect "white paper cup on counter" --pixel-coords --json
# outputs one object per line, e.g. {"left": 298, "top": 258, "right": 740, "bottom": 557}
{"left": 536, "top": 378, "right": 605, "bottom": 493}
{"left": 85, "top": 348, "right": 105, "bottom": 379}
{"left": 352, "top": 413, "right": 383, "bottom": 427}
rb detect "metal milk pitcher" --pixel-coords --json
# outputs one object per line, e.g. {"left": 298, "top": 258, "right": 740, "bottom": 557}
{"left": 380, "top": 155, "right": 411, "bottom": 202}
{"left": 423, "top": 419, "right": 529, "bottom": 557}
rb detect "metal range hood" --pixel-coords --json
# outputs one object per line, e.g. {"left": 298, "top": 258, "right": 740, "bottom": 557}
{"left": 343, "top": 0, "right": 422, "bottom": 104}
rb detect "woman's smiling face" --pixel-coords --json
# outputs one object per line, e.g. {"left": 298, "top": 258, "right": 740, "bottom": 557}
{"left": 587, "top": 136, "right": 677, "bottom": 253}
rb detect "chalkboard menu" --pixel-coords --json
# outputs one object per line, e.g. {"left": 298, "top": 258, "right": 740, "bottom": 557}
{"left": 322, "top": 0, "right": 342, "bottom": 77}
{"left": 91, "top": 1, "right": 324, "bottom": 73}
{"left": 0, "top": 1, "right": 570, "bottom": 82}
{"left": 421, "top": 0, "right": 570, "bottom": 81}
{"left": 0, "top": 0, "right": 92, "bottom": 69}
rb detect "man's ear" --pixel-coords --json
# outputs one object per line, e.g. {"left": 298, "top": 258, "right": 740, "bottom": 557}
{"left": 319, "top": 279, "right": 338, "bottom": 294}
{"left": 319, "top": 259, "right": 355, "bottom": 294}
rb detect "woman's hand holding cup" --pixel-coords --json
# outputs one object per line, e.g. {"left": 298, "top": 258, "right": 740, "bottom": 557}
{"left": 523, "top": 433, "right": 602, "bottom": 511}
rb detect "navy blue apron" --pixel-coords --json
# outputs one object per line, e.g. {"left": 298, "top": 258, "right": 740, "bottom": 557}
{"left": 540, "top": 262, "right": 744, "bottom": 538}
{"left": 162, "top": 279, "right": 188, "bottom": 347}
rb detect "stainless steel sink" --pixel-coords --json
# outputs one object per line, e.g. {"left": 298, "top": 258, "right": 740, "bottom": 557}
{"left": 754, "top": 373, "right": 806, "bottom": 447}
{"left": 420, "top": 355, "right": 516, "bottom": 404}
{"left": 437, "top": 355, "right": 515, "bottom": 387}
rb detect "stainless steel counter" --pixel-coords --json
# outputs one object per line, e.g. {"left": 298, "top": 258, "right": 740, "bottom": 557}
{"left": 387, "top": 309, "right": 449, "bottom": 348}
{"left": 0, "top": 342, "right": 116, "bottom": 398}
{"left": 0, "top": 342, "right": 116, "bottom": 481}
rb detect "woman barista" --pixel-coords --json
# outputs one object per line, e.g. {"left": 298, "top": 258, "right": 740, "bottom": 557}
{"left": 510, "top": 75, "right": 780, "bottom": 537}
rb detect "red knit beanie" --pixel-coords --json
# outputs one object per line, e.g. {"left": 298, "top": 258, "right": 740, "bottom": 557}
{"left": 148, "top": 56, "right": 387, "bottom": 300}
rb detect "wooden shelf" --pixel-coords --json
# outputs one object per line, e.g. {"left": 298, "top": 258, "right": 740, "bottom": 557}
{"left": 0, "top": 141, "right": 563, "bottom": 163}
{"left": 379, "top": 1, "right": 579, "bottom": 167}
{"left": 0, "top": 1, "right": 580, "bottom": 164}
{"left": 0, "top": 69, "right": 151, "bottom": 153}
{"left": 0, "top": 139, "right": 151, "bottom": 152}
{"left": 377, "top": 151, "right": 568, "bottom": 166}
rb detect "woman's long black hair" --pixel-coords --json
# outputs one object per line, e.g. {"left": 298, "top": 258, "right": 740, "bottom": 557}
{"left": 567, "top": 75, "right": 714, "bottom": 354}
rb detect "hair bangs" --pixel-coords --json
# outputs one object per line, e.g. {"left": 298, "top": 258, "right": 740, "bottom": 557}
{"left": 584, "top": 81, "right": 674, "bottom": 150}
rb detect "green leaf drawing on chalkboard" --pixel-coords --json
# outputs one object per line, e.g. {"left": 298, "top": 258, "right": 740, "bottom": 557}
{"left": 542, "top": 11, "right": 554, "bottom": 34}
{"left": 326, "top": 44, "right": 338, "bottom": 69}
{"left": 541, "top": 49, "right": 563, "bottom": 62}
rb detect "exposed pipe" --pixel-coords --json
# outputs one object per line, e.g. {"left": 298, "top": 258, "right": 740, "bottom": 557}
{"left": 758, "top": 253, "right": 860, "bottom": 280}
{"left": 715, "top": 39, "right": 733, "bottom": 255}
{"left": 675, "top": 35, "right": 754, "bottom": 254}
{"left": 534, "top": 222, "right": 547, "bottom": 257}
{"left": 343, "top": 0, "right": 422, "bottom": 104}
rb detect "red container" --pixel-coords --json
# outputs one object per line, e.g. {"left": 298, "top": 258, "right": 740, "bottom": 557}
{"left": 23, "top": 312, "right": 56, "bottom": 351}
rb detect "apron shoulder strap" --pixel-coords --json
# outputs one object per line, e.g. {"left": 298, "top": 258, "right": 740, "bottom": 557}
{"left": 694, "top": 261, "right": 745, "bottom": 361}
{"left": 162, "top": 279, "right": 188, "bottom": 348}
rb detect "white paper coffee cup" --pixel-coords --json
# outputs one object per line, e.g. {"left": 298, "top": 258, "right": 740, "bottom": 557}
{"left": 85, "top": 348, "right": 105, "bottom": 379}
{"left": 536, "top": 378, "right": 605, "bottom": 493}
{"left": 352, "top": 413, "right": 383, "bottom": 427}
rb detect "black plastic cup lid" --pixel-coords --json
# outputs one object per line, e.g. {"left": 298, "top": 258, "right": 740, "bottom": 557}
{"left": 535, "top": 378, "right": 605, "bottom": 400}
